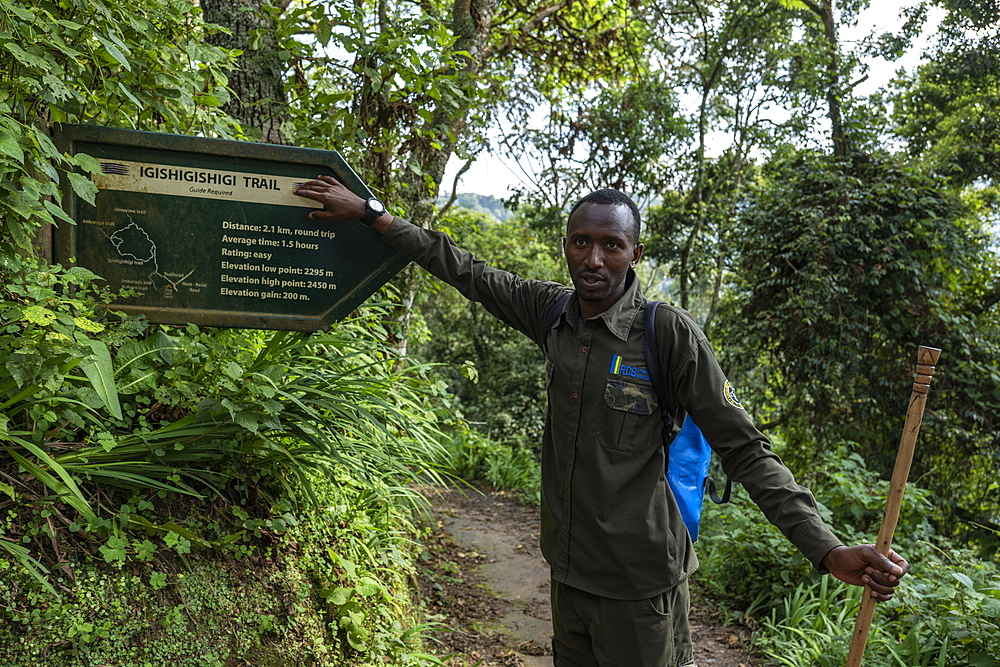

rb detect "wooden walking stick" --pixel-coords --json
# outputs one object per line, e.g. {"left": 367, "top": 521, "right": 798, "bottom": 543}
{"left": 845, "top": 345, "right": 942, "bottom": 667}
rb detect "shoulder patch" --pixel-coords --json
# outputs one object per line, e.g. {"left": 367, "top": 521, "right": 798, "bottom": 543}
{"left": 724, "top": 381, "right": 744, "bottom": 410}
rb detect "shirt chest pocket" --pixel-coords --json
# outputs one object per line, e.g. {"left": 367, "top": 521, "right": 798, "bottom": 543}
{"left": 601, "top": 379, "right": 658, "bottom": 453}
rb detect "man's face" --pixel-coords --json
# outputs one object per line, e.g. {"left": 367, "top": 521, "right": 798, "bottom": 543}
{"left": 563, "top": 203, "right": 643, "bottom": 315}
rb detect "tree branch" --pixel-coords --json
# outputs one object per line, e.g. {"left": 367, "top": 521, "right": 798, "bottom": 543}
{"left": 797, "top": 0, "right": 823, "bottom": 17}
{"left": 486, "top": 0, "right": 573, "bottom": 59}
{"left": 971, "top": 289, "right": 1000, "bottom": 316}
{"left": 436, "top": 158, "right": 474, "bottom": 220}
{"left": 844, "top": 73, "right": 869, "bottom": 92}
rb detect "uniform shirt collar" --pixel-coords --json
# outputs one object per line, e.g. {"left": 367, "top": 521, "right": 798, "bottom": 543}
{"left": 565, "top": 270, "right": 644, "bottom": 341}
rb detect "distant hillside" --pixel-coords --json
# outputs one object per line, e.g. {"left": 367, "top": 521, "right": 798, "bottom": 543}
{"left": 438, "top": 192, "right": 512, "bottom": 220}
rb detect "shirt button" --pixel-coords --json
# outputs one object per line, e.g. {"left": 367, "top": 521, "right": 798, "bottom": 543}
{"left": 561, "top": 524, "right": 568, "bottom": 530}
{"left": 580, "top": 346, "right": 588, "bottom": 353}
{"left": 568, "top": 436, "right": 575, "bottom": 443}
{"left": 572, "top": 392, "right": 579, "bottom": 399}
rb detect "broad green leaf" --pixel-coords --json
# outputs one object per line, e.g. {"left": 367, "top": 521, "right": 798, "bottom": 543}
{"left": 345, "top": 625, "right": 369, "bottom": 650}
{"left": 42, "top": 74, "right": 72, "bottom": 101}
{"left": 21, "top": 306, "right": 57, "bottom": 325}
{"left": 96, "top": 431, "right": 116, "bottom": 452}
{"left": 29, "top": 124, "right": 62, "bottom": 161}
{"left": 73, "top": 317, "right": 105, "bottom": 333}
{"left": 48, "top": 34, "right": 83, "bottom": 60}
{"left": 952, "top": 572, "right": 976, "bottom": 590}
{"left": 98, "top": 535, "right": 128, "bottom": 563}
{"left": 0, "top": 132, "right": 23, "bottom": 162}
{"left": 149, "top": 571, "right": 167, "bottom": 589}
{"left": 970, "top": 654, "right": 1000, "bottom": 667}
{"left": 3, "top": 43, "right": 47, "bottom": 69}
{"left": 95, "top": 35, "right": 131, "bottom": 70}
{"left": 79, "top": 339, "right": 122, "bottom": 419}
{"left": 195, "top": 93, "right": 222, "bottom": 107}
{"left": 325, "top": 587, "right": 353, "bottom": 606}
{"left": 6, "top": 4, "right": 35, "bottom": 21}
{"left": 66, "top": 171, "right": 99, "bottom": 205}
{"left": 43, "top": 199, "right": 76, "bottom": 225}
{"left": 354, "top": 577, "right": 381, "bottom": 597}
{"left": 71, "top": 152, "right": 101, "bottom": 174}
{"left": 116, "top": 81, "right": 141, "bottom": 107}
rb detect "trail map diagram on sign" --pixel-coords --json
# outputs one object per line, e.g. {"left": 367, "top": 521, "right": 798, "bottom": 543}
{"left": 110, "top": 222, "right": 156, "bottom": 267}
{"left": 109, "top": 221, "right": 195, "bottom": 291}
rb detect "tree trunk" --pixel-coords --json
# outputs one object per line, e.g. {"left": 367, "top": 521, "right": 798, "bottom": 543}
{"left": 201, "top": 0, "right": 289, "bottom": 144}
{"left": 388, "top": 0, "right": 502, "bottom": 356}
{"left": 801, "top": 0, "right": 846, "bottom": 157}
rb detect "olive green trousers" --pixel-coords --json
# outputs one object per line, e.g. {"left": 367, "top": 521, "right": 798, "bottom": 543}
{"left": 550, "top": 578, "right": 695, "bottom": 667}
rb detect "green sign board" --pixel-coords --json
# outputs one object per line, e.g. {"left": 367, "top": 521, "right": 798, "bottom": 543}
{"left": 53, "top": 124, "right": 409, "bottom": 331}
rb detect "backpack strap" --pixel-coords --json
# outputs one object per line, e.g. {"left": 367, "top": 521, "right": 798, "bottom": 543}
{"left": 644, "top": 300, "right": 732, "bottom": 504}
{"left": 544, "top": 292, "right": 572, "bottom": 335}
{"left": 707, "top": 476, "right": 732, "bottom": 504}
{"left": 644, "top": 301, "right": 675, "bottom": 436}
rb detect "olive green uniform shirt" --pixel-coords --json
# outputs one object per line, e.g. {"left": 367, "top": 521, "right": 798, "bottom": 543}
{"left": 382, "top": 217, "right": 843, "bottom": 600}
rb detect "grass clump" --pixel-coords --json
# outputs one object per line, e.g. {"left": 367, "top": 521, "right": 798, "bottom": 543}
{"left": 440, "top": 428, "right": 541, "bottom": 505}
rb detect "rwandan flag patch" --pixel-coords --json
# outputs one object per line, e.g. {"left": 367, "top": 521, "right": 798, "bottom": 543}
{"left": 609, "top": 355, "right": 651, "bottom": 382}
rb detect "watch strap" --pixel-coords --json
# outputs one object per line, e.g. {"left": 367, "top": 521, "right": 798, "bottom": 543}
{"left": 362, "top": 197, "right": 386, "bottom": 226}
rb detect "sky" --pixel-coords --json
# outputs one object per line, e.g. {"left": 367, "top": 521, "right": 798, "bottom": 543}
{"left": 441, "top": 1, "right": 948, "bottom": 200}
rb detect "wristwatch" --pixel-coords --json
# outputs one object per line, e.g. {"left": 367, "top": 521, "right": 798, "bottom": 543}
{"left": 362, "top": 197, "right": 387, "bottom": 226}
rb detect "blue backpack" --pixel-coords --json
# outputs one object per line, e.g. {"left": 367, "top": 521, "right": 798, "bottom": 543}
{"left": 545, "top": 295, "right": 731, "bottom": 541}
{"left": 644, "top": 301, "right": 730, "bottom": 541}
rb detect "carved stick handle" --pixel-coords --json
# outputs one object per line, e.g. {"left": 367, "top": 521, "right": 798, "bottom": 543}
{"left": 845, "top": 345, "right": 941, "bottom": 667}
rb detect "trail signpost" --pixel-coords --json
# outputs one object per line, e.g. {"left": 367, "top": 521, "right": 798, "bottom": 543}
{"left": 53, "top": 125, "right": 409, "bottom": 331}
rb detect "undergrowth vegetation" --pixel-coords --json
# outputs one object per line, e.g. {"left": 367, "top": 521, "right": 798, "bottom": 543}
{"left": 696, "top": 444, "right": 1000, "bottom": 666}
{"left": 439, "top": 429, "right": 541, "bottom": 506}
{"left": 2, "top": 470, "right": 441, "bottom": 666}
{"left": 0, "top": 259, "right": 452, "bottom": 663}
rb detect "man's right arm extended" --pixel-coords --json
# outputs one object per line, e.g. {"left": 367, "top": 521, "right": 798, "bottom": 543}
{"left": 293, "top": 175, "right": 565, "bottom": 344}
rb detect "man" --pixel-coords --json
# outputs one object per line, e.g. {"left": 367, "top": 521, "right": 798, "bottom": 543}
{"left": 294, "top": 176, "right": 909, "bottom": 667}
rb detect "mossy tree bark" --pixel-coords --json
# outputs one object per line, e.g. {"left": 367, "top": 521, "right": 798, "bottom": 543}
{"left": 201, "top": 0, "right": 291, "bottom": 145}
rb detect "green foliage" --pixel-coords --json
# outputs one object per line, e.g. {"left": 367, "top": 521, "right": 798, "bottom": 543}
{"left": 506, "top": 73, "right": 691, "bottom": 212}
{"left": 0, "top": 0, "right": 237, "bottom": 263}
{"left": 892, "top": 2, "right": 1000, "bottom": 186}
{"left": 1, "top": 298, "right": 450, "bottom": 594}
{"left": 0, "top": 472, "right": 443, "bottom": 666}
{"left": 441, "top": 428, "right": 541, "bottom": 505}
{"left": 751, "top": 551, "right": 1000, "bottom": 667}
{"left": 698, "top": 444, "right": 1000, "bottom": 666}
{"left": 718, "top": 150, "right": 1000, "bottom": 546}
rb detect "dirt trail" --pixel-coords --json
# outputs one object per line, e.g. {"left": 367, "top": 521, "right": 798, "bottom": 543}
{"left": 418, "top": 485, "right": 760, "bottom": 667}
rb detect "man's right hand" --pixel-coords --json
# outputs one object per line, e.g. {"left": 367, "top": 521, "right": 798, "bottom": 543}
{"left": 293, "top": 175, "right": 393, "bottom": 233}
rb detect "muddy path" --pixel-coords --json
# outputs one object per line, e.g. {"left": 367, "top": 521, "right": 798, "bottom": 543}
{"left": 417, "top": 485, "right": 760, "bottom": 667}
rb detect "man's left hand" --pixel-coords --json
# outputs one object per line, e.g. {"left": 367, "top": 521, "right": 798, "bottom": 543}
{"left": 822, "top": 545, "right": 909, "bottom": 601}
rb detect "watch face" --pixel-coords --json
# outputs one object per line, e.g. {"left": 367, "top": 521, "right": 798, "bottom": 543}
{"left": 368, "top": 198, "right": 385, "bottom": 213}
